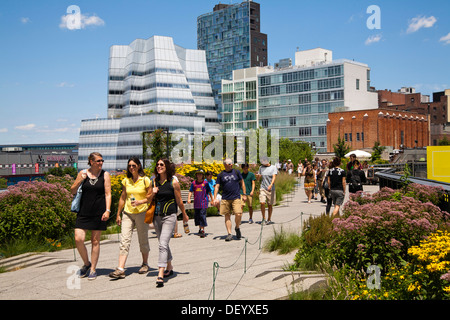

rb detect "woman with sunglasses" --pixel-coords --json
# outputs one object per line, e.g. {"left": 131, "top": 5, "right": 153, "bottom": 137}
{"left": 147, "top": 158, "right": 189, "bottom": 287}
{"left": 70, "top": 152, "right": 111, "bottom": 280}
{"left": 109, "top": 157, "right": 151, "bottom": 279}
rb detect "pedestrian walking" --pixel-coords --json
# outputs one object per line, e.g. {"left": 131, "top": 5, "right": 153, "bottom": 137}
{"left": 328, "top": 157, "right": 346, "bottom": 217}
{"left": 187, "top": 170, "right": 212, "bottom": 238}
{"left": 70, "top": 152, "right": 111, "bottom": 280}
{"left": 206, "top": 171, "right": 220, "bottom": 214}
{"left": 347, "top": 160, "right": 366, "bottom": 194}
{"left": 297, "top": 160, "right": 303, "bottom": 180}
{"left": 148, "top": 158, "right": 189, "bottom": 287}
{"left": 214, "top": 158, "right": 247, "bottom": 241}
{"left": 322, "top": 162, "right": 333, "bottom": 216}
{"left": 302, "top": 162, "right": 316, "bottom": 204}
{"left": 240, "top": 163, "right": 256, "bottom": 224}
{"left": 287, "top": 159, "right": 294, "bottom": 175}
{"left": 109, "top": 157, "right": 151, "bottom": 280}
{"left": 317, "top": 159, "right": 327, "bottom": 203}
{"left": 256, "top": 157, "right": 277, "bottom": 225}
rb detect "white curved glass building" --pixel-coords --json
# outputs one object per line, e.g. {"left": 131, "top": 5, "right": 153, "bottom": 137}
{"left": 78, "top": 36, "right": 220, "bottom": 171}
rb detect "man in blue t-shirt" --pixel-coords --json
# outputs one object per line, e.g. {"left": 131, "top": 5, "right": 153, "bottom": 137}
{"left": 214, "top": 158, "right": 247, "bottom": 241}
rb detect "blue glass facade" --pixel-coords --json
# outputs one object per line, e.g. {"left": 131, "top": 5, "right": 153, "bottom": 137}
{"left": 258, "top": 64, "right": 346, "bottom": 152}
{"left": 197, "top": 1, "right": 267, "bottom": 117}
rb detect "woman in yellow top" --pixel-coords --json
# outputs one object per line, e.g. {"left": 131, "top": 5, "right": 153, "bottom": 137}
{"left": 109, "top": 157, "right": 151, "bottom": 279}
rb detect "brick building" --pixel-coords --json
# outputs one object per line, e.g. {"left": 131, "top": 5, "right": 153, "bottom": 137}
{"left": 326, "top": 109, "right": 429, "bottom": 152}
{"left": 378, "top": 89, "right": 449, "bottom": 145}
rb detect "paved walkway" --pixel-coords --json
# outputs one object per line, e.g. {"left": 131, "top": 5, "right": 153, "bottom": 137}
{"left": 0, "top": 180, "right": 379, "bottom": 300}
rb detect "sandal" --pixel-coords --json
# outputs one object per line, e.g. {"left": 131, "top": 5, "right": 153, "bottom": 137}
{"left": 173, "top": 233, "right": 182, "bottom": 238}
{"left": 156, "top": 277, "right": 164, "bottom": 287}
{"left": 164, "top": 269, "right": 174, "bottom": 278}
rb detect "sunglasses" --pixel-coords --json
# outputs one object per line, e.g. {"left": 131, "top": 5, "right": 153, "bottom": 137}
{"left": 156, "top": 163, "right": 165, "bottom": 167}
{"left": 128, "top": 164, "right": 137, "bottom": 168}
{"left": 95, "top": 159, "right": 104, "bottom": 163}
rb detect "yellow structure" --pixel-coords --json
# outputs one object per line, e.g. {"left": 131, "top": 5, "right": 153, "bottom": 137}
{"left": 427, "top": 146, "right": 450, "bottom": 183}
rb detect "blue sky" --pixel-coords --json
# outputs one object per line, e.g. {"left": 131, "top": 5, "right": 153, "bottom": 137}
{"left": 0, "top": 0, "right": 449, "bottom": 145}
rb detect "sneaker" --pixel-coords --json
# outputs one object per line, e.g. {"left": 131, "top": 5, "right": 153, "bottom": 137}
{"left": 267, "top": 220, "right": 274, "bottom": 225}
{"left": 249, "top": 218, "right": 254, "bottom": 224}
{"left": 200, "top": 230, "right": 205, "bottom": 238}
{"left": 235, "top": 227, "right": 241, "bottom": 240}
{"left": 225, "top": 234, "right": 233, "bottom": 241}
{"left": 138, "top": 263, "right": 149, "bottom": 274}
{"left": 79, "top": 262, "right": 91, "bottom": 278}
{"left": 261, "top": 219, "right": 266, "bottom": 226}
{"left": 109, "top": 268, "right": 126, "bottom": 279}
{"left": 88, "top": 270, "right": 97, "bottom": 281}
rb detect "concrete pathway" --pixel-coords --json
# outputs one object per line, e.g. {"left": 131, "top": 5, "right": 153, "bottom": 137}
{"left": 0, "top": 180, "right": 379, "bottom": 300}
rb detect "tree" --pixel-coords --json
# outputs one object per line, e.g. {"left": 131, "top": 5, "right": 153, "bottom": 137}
{"left": 438, "top": 136, "right": 450, "bottom": 146}
{"left": 333, "top": 135, "right": 350, "bottom": 159}
{"left": 371, "top": 141, "right": 385, "bottom": 162}
{"left": 142, "top": 129, "right": 173, "bottom": 169}
{"left": 278, "top": 138, "right": 314, "bottom": 165}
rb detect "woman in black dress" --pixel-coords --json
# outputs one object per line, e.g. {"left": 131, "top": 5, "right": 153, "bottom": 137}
{"left": 70, "top": 152, "right": 111, "bottom": 280}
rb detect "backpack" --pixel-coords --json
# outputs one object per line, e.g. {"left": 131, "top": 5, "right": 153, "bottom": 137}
{"left": 350, "top": 170, "right": 361, "bottom": 186}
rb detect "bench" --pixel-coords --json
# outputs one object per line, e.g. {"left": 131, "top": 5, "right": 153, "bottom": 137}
{"left": 180, "top": 190, "right": 214, "bottom": 210}
{"left": 180, "top": 190, "right": 194, "bottom": 210}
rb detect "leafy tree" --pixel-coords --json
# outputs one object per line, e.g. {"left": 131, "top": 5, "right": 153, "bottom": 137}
{"left": 333, "top": 134, "right": 350, "bottom": 159}
{"left": 371, "top": 141, "right": 385, "bottom": 162}
{"left": 438, "top": 136, "right": 450, "bottom": 146}
{"left": 142, "top": 129, "right": 173, "bottom": 170}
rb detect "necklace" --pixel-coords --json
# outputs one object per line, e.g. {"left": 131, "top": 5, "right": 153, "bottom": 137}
{"left": 88, "top": 170, "right": 101, "bottom": 185}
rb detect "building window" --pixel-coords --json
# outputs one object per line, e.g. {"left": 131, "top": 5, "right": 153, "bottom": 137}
{"left": 361, "top": 132, "right": 364, "bottom": 141}
{"left": 261, "top": 119, "right": 268, "bottom": 128}
{"left": 299, "top": 127, "right": 311, "bottom": 137}
{"left": 290, "top": 117, "right": 296, "bottom": 126}
{"left": 356, "top": 132, "right": 360, "bottom": 141}
{"left": 349, "top": 133, "right": 352, "bottom": 142}
{"left": 344, "top": 133, "right": 348, "bottom": 142}
{"left": 356, "top": 79, "right": 360, "bottom": 90}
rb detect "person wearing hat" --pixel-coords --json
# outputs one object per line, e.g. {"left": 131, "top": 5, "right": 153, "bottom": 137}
{"left": 287, "top": 159, "right": 294, "bottom": 175}
{"left": 256, "top": 156, "right": 277, "bottom": 225}
{"left": 187, "top": 169, "right": 212, "bottom": 238}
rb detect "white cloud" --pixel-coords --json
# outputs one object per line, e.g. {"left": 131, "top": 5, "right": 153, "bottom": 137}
{"left": 15, "top": 124, "right": 36, "bottom": 131}
{"left": 439, "top": 32, "right": 450, "bottom": 45}
{"left": 56, "top": 82, "right": 75, "bottom": 88}
{"left": 59, "top": 12, "right": 105, "bottom": 30}
{"left": 365, "top": 34, "right": 382, "bottom": 45}
{"left": 20, "top": 17, "right": 31, "bottom": 24}
{"left": 0, "top": 128, "right": 8, "bottom": 133}
{"left": 407, "top": 15, "right": 437, "bottom": 34}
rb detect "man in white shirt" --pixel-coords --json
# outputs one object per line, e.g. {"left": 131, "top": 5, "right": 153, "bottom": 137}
{"left": 256, "top": 157, "right": 277, "bottom": 225}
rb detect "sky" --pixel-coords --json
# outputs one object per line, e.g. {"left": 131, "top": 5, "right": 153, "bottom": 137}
{"left": 0, "top": 0, "right": 449, "bottom": 145}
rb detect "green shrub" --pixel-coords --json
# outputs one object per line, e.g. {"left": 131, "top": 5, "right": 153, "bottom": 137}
{"left": 0, "top": 181, "right": 76, "bottom": 244}
{"left": 294, "top": 214, "right": 334, "bottom": 271}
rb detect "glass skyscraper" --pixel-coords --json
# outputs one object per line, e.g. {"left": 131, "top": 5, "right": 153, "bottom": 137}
{"left": 78, "top": 36, "right": 218, "bottom": 171}
{"left": 197, "top": 1, "right": 268, "bottom": 116}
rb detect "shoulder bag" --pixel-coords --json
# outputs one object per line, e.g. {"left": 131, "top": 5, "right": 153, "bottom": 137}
{"left": 71, "top": 169, "right": 86, "bottom": 213}
{"left": 145, "top": 178, "right": 156, "bottom": 224}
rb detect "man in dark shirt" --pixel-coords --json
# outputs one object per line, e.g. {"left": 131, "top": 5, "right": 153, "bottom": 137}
{"left": 214, "top": 158, "right": 247, "bottom": 241}
{"left": 327, "top": 157, "right": 346, "bottom": 217}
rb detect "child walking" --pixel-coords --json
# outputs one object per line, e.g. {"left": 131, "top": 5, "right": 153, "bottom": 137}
{"left": 187, "top": 170, "right": 213, "bottom": 238}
